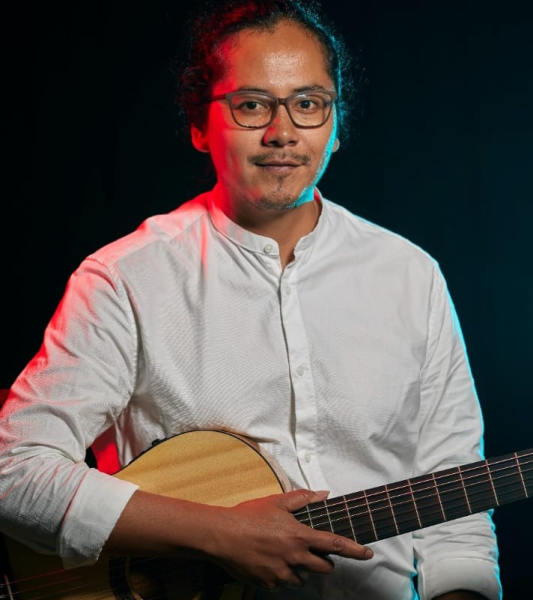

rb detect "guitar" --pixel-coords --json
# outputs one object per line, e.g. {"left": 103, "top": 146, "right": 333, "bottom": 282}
{"left": 1, "top": 430, "right": 532, "bottom": 600}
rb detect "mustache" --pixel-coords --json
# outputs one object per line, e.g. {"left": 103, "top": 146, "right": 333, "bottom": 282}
{"left": 248, "top": 152, "right": 311, "bottom": 166}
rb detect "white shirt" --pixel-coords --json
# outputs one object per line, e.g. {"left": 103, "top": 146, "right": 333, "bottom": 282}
{"left": 0, "top": 187, "right": 500, "bottom": 599}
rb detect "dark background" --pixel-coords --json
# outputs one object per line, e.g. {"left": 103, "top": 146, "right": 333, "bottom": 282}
{"left": 2, "top": 1, "right": 532, "bottom": 596}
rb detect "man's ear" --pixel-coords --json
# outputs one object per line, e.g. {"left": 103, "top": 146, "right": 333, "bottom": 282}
{"left": 332, "top": 138, "right": 340, "bottom": 153}
{"left": 191, "top": 125, "right": 210, "bottom": 153}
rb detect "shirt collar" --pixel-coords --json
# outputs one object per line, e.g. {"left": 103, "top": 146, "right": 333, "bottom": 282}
{"left": 207, "top": 184, "right": 327, "bottom": 257}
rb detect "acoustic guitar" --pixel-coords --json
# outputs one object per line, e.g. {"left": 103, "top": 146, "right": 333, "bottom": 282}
{"left": 1, "top": 430, "right": 531, "bottom": 600}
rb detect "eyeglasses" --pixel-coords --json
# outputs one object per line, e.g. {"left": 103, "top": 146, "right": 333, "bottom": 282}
{"left": 208, "top": 90, "right": 337, "bottom": 129}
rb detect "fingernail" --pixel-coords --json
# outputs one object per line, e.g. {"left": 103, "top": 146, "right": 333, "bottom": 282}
{"left": 364, "top": 548, "right": 374, "bottom": 559}
{"left": 315, "top": 490, "right": 330, "bottom": 500}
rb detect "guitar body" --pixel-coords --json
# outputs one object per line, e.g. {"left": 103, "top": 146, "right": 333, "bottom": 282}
{"left": 2, "top": 431, "right": 290, "bottom": 600}
{"left": 3, "top": 430, "right": 531, "bottom": 599}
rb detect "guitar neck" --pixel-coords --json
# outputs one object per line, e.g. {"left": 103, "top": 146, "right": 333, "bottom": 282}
{"left": 293, "top": 448, "right": 533, "bottom": 545}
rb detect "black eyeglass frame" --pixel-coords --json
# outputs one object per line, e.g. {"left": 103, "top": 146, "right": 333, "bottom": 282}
{"left": 207, "top": 90, "right": 338, "bottom": 129}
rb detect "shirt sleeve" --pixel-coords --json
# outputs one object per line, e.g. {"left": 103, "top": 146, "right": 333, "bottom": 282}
{"left": 0, "top": 258, "right": 139, "bottom": 568}
{"left": 413, "top": 265, "right": 502, "bottom": 600}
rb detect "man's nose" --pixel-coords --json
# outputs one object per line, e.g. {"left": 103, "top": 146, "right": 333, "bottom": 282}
{"left": 262, "top": 105, "right": 300, "bottom": 147}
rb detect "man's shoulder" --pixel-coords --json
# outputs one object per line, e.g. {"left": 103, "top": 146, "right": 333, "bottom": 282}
{"left": 88, "top": 193, "right": 211, "bottom": 269}
{"left": 324, "top": 198, "right": 437, "bottom": 270}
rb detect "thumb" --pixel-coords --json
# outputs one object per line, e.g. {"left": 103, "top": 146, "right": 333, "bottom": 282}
{"left": 278, "top": 489, "right": 330, "bottom": 512}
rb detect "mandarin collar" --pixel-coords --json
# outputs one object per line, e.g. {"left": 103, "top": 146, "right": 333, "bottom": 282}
{"left": 207, "top": 185, "right": 327, "bottom": 257}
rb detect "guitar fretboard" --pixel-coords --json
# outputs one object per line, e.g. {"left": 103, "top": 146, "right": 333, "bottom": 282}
{"left": 293, "top": 448, "right": 533, "bottom": 545}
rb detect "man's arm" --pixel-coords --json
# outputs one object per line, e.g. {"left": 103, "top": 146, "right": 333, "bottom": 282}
{"left": 0, "top": 259, "right": 373, "bottom": 588}
{"left": 104, "top": 487, "right": 373, "bottom": 589}
{"left": 0, "top": 260, "right": 139, "bottom": 563}
{"left": 413, "top": 266, "right": 501, "bottom": 600}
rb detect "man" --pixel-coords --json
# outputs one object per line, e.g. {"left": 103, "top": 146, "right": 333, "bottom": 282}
{"left": 0, "top": 1, "right": 500, "bottom": 598}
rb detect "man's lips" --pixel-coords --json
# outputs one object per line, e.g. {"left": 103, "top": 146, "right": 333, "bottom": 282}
{"left": 255, "top": 162, "right": 301, "bottom": 176}
{"left": 249, "top": 153, "right": 311, "bottom": 168}
{"left": 256, "top": 161, "right": 302, "bottom": 167}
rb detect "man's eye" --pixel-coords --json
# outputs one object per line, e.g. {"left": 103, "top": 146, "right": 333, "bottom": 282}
{"left": 235, "top": 98, "right": 269, "bottom": 112}
{"left": 293, "top": 97, "right": 321, "bottom": 112}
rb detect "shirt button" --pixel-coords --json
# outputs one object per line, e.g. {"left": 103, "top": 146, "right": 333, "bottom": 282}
{"left": 296, "top": 365, "right": 305, "bottom": 376}
{"left": 285, "top": 285, "right": 292, "bottom": 295}
{"left": 264, "top": 244, "right": 273, "bottom": 254}
{"left": 305, "top": 453, "right": 312, "bottom": 463}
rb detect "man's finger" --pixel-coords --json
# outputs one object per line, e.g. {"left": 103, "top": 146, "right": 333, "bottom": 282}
{"left": 278, "top": 488, "right": 329, "bottom": 512}
{"left": 309, "top": 532, "right": 374, "bottom": 560}
{"left": 300, "top": 552, "right": 335, "bottom": 575}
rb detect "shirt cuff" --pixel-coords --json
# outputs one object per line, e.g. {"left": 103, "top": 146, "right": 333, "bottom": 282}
{"left": 58, "top": 467, "right": 139, "bottom": 568}
{"left": 418, "top": 556, "right": 502, "bottom": 600}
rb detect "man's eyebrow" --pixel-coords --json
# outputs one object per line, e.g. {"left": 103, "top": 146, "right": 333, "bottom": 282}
{"left": 234, "top": 84, "right": 330, "bottom": 94}
{"left": 234, "top": 86, "right": 270, "bottom": 93}
{"left": 293, "top": 84, "right": 329, "bottom": 93}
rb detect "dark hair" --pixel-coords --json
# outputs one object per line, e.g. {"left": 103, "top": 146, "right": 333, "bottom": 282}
{"left": 176, "top": 0, "right": 357, "bottom": 144}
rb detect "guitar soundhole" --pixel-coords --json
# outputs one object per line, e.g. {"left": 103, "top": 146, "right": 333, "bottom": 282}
{"left": 109, "top": 556, "right": 233, "bottom": 600}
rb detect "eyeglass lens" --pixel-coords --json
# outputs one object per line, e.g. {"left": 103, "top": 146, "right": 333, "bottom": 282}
{"left": 229, "top": 92, "right": 334, "bottom": 128}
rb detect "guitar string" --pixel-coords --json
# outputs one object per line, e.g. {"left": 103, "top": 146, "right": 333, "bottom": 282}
{"left": 3, "top": 461, "right": 532, "bottom": 599}
{"left": 304, "top": 468, "right": 533, "bottom": 542}
{"left": 2, "top": 575, "right": 230, "bottom": 600}
{"left": 3, "top": 460, "right": 532, "bottom": 600}
{"left": 2, "top": 464, "right": 531, "bottom": 600}
{"left": 296, "top": 461, "right": 533, "bottom": 530}
{"left": 296, "top": 463, "right": 533, "bottom": 533}
{"left": 294, "top": 450, "right": 533, "bottom": 520}
{"left": 0, "top": 459, "right": 524, "bottom": 600}
{"left": 297, "top": 466, "right": 533, "bottom": 533}
{"left": 0, "top": 559, "right": 235, "bottom": 600}
{"left": 322, "top": 469, "right": 533, "bottom": 543}
{"left": 293, "top": 452, "right": 533, "bottom": 522}
{"left": 2, "top": 451, "right": 531, "bottom": 593}
{"left": 0, "top": 559, "right": 216, "bottom": 600}
{"left": 0, "top": 553, "right": 223, "bottom": 600}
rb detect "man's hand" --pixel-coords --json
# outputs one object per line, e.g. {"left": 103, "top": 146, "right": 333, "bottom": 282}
{"left": 105, "top": 488, "right": 373, "bottom": 591}
{"left": 206, "top": 489, "right": 374, "bottom": 590}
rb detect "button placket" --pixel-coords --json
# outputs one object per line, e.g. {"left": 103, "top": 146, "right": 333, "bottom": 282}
{"left": 279, "top": 267, "right": 327, "bottom": 490}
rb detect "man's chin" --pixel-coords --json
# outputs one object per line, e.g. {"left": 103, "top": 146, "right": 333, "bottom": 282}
{"left": 247, "top": 183, "right": 314, "bottom": 211}
{"left": 253, "top": 195, "right": 300, "bottom": 211}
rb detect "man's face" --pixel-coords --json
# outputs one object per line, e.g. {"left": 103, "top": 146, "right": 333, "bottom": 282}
{"left": 191, "top": 20, "right": 339, "bottom": 212}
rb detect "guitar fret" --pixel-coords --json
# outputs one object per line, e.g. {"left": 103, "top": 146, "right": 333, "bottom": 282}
{"left": 515, "top": 452, "right": 529, "bottom": 498}
{"left": 432, "top": 472, "right": 447, "bottom": 521}
{"left": 4, "top": 431, "right": 533, "bottom": 600}
{"left": 384, "top": 484, "right": 400, "bottom": 535}
{"left": 2, "top": 575, "right": 14, "bottom": 600}
{"left": 518, "top": 451, "right": 533, "bottom": 496}
{"left": 486, "top": 460, "right": 500, "bottom": 506}
{"left": 363, "top": 489, "right": 378, "bottom": 541}
{"left": 306, "top": 504, "right": 314, "bottom": 528}
{"left": 407, "top": 478, "right": 422, "bottom": 528}
{"left": 458, "top": 466, "right": 472, "bottom": 514}
{"left": 361, "top": 486, "right": 398, "bottom": 540}
{"left": 410, "top": 474, "right": 444, "bottom": 528}
{"left": 343, "top": 495, "right": 357, "bottom": 542}
{"left": 291, "top": 448, "right": 533, "bottom": 545}
{"left": 385, "top": 480, "right": 420, "bottom": 535}
{"left": 347, "top": 491, "right": 377, "bottom": 545}
{"left": 464, "top": 460, "right": 499, "bottom": 513}
{"left": 324, "top": 501, "right": 334, "bottom": 533}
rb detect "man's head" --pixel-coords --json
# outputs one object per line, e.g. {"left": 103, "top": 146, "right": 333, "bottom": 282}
{"left": 178, "top": 0, "right": 354, "bottom": 144}
{"left": 177, "top": 0, "right": 354, "bottom": 212}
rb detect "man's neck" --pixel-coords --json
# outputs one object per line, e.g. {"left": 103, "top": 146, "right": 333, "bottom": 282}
{"left": 216, "top": 191, "right": 321, "bottom": 270}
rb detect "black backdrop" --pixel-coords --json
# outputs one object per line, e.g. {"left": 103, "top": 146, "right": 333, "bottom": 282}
{"left": 3, "top": 2, "right": 532, "bottom": 596}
